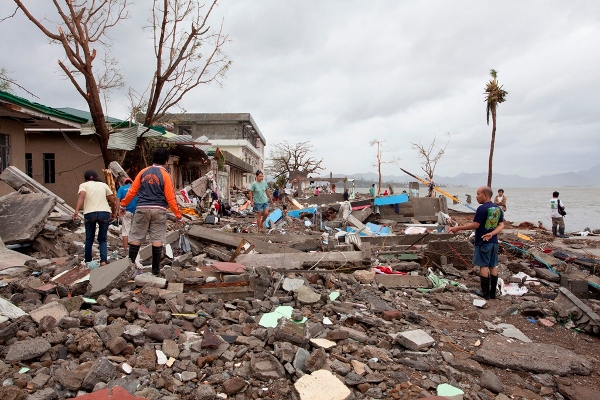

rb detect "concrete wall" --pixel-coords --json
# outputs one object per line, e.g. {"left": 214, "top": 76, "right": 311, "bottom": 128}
{"left": 0, "top": 118, "right": 27, "bottom": 198}
{"left": 378, "top": 196, "right": 448, "bottom": 223}
{"left": 23, "top": 132, "right": 105, "bottom": 207}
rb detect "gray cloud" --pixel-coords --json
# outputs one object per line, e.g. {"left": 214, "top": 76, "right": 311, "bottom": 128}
{"left": 2, "top": 0, "right": 600, "bottom": 179}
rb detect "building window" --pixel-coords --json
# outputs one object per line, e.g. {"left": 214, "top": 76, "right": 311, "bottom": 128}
{"left": 25, "top": 153, "right": 33, "bottom": 177}
{"left": 0, "top": 134, "right": 9, "bottom": 172}
{"left": 178, "top": 125, "right": 192, "bottom": 135}
{"left": 43, "top": 153, "right": 55, "bottom": 183}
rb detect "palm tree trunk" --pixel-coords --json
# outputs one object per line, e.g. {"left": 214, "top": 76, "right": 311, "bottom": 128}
{"left": 487, "top": 108, "right": 497, "bottom": 188}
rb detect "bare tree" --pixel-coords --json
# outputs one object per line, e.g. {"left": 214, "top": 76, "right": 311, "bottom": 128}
{"left": 265, "top": 141, "right": 324, "bottom": 184}
{"left": 125, "top": 0, "right": 231, "bottom": 174}
{"left": 0, "top": 68, "right": 38, "bottom": 97}
{"left": 411, "top": 133, "right": 449, "bottom": 197}
{"left": 369, "top": 139, "right": 398, "bottom": 196}
{"left": 12, "top": 0, "right": 129, "bottom": 167}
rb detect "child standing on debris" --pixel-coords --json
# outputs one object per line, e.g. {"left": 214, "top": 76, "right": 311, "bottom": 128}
{"left": 448, "top": 186, "right": 504, "bottom": 300}
{"left": 116, "top": 177, "right": 137, "bottom": 252}
{"left": 249, "top": 170, "right": 270, "bottom": 233}
{"left": 72, "top": 170, "right": 117, "bottom": 266}
{"left": 121, "top": 148, "right": 183, "bottom": 276}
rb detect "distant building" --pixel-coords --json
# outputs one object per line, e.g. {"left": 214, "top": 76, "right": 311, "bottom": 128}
{"left": 168, "top": 113, "right": 266, "bottom": 188}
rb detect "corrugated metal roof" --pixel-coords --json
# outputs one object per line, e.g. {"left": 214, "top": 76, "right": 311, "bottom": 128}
{"left": 107, "top": 126, "right": 164, "bottom": 150}
{"left": 56, "top": 107, "right": 127, "bottom": 125}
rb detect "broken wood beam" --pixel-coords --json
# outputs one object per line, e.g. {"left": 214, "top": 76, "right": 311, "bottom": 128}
{"left": 187, "top": 225, "right": 301, "bottom": 254}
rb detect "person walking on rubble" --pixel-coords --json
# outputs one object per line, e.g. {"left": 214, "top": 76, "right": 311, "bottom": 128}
{"left": 72, "top": 170, "right": 117, "bottom": 266}
{"left": 449, "top": 186, "right": 504, "bottom": 300}
{"left": 550, "top": 191, "right": 568, "bottom": 238}
{"left": 116, "top": 177, "right": 137, "bottom": 252}
{"left": 249, "top": 170, "right": 270, "bottom": 233}
{"left": 121, "top": 147, "right": 183, "bottom": 276}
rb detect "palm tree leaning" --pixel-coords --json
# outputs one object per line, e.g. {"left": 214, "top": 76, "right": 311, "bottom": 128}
{"left": 484, "top": 69, "right": 508, "bottom": 188}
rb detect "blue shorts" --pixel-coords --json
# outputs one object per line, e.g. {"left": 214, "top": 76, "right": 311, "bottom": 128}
{"left": 253, "top": 202, "right": 269, "bottom": 212}
{"left": 473, "top": 243, "right": 499, "bottom": 267}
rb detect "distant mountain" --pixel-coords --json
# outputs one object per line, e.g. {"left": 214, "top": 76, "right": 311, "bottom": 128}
{"left": 332, "top": 165, "right": 600, "bottom": 187}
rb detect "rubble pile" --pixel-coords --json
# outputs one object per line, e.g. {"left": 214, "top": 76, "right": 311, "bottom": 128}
{"left": 0, "top": 171, "right": 599, "bottom": 399}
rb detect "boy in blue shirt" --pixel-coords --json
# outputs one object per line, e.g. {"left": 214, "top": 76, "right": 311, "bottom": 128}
{"left": 449, "top": 186, "right": 504, "bottom": 299}
{"left": 116, "top": 177, "right": 138, "bottom": 251}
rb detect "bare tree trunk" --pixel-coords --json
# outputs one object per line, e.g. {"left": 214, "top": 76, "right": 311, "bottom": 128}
{"left": 487, "top": 108, "right": 497, "bottom": 188}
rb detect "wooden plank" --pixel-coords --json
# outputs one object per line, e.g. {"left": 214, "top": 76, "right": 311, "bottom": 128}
{"left": 187, "top": 225, "right": 302, "bottom": 254}
{"left": 236, "top": 250, "right": 369, "bottom": 270}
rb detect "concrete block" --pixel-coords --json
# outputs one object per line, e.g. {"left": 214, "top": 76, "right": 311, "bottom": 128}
{"left": 0, "top": 192, "right": 56, "bottom": 244}
{"left": 87, "top": 258, "right": 133, "bottom": 297}
{"left": 29, "top": 301, "right": 69, "bottom": 324}
{"left": 374, "top": 274, "right": 430, "bottom": 289}
{"left": 560, "top": 275, "right": 589, "bottom": 294}
{"left": 337, "top": 326, "right": 368, "bottom": 343}
{"left": 294, "top": 369, "right": 352, "bottom": 400}
{"left": 395, "top": 329, "right": 435, "bottom": 350}
{"left": 134, "top": 273, "right": 167, "bottom": 288}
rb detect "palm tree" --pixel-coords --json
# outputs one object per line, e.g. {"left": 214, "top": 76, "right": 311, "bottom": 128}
{"left": 485, "top": 69, "right": 508, "bottom": 188}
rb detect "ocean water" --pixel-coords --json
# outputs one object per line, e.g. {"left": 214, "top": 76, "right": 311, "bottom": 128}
{"left": 355, "top": 186, "right": 600, "bottom": 232}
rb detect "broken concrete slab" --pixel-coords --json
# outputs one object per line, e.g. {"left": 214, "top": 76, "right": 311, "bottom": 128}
{"left": 134, "top": 273, "right": 167, "bottom": 288}
{"left": 5, "top": 337, "right": 52, "bottom": 362}
{"left": 0, "top": 192, "right": 56, "bottom": 244}
{"left": 0, "top": 245, "right": 35, "bottom": 272}
{"left": 297, "top": 285, "right": 321, "bottom": 304}
{"left": 394, "top": 329, "right": 435, "bottom": 350}
{"left": 0, "top": 166, "right": 74, "bottom": 217}
{"left": 374, "top": 274, "right": 431, "bottom": 289}
{"left": 294, "top": 369, "right": 352, "bottom": 400}
{"left": 188, "top": 225, "right": 301, "bottom": 254}
{"left": 553, "top": 286, "right": 600, "bottom": 334}
{"left": 472, "top": 334, "right": 593, "bottom": 376}
{"left": 237, "top": 250, "right": 369, "bottom": 270}
{"left": 483, "top": 322, "right": 531, "bottom": 343}
{"left": 250, "top": 352, "right": 286, "bottom": 381}
{"left": 29, "top": 301, "right": 69, "bottom": 324}
{"left": 87, "top": 258, "right": 133, "bottom": 297}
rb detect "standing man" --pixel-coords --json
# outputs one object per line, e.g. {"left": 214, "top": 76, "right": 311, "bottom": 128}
{"left": 72, "top": 170, "right": 117, "bottom": 266}
{"left": 550, "top": 191, "right": 567, "bottom": 238}
{"left": 249, "top": 170, "right": 270, "bottom": 233}
{"left": 116, "top": 177, "right": 137, "bottom": 252}
{"left": 449, "top": 186, "right": 504, "bottom": 300}
{"left": 369, "top": 184, "right": 376, "bottom": 197}
{"left": 121, "top": 148, "right": 183, "bottom": 276}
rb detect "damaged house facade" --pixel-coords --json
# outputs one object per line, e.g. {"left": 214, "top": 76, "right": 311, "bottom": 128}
{"left": 0, "top": 90, "right": 103, "bottom": 206}
{"left": 167, "top": 113, "right": 265, "bottom": 189}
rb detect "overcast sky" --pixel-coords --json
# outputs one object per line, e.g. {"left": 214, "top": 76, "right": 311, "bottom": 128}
{"left": 2, "top": 1, "right": 600, "bottom": 179}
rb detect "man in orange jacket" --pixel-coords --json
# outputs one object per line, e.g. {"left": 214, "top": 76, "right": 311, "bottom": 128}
{"left": 121, "top": 147, "right": 183, "bottom": 276}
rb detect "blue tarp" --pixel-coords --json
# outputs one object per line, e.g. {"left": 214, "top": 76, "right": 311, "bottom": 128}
{"left": 287, "top": 207, "right": 317, "bottom": 219}
{"left": 373, "top": 193, "right": 409, "bottom": 206}
{"left": 265, "top": 208, "right": 283, "bottom": 228}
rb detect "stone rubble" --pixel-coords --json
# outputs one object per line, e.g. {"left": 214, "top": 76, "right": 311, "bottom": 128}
{"left": 0, "top": 196, "right": 598, "bottom": 399}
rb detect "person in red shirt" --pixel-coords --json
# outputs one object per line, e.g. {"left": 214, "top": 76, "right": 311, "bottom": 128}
{"left": 121, "top": 147, "right": 183, "bottom": 276}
